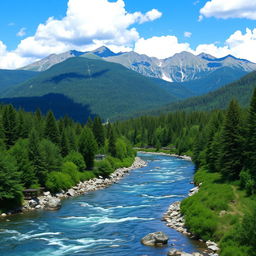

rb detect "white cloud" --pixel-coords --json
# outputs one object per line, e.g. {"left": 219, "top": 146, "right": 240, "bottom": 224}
{"left": 200, "top": 0, "right": 256, "bottom": 20}
{"left": 16, "top": 27, "right": 27, "bottom": 37}
{"left": 184, "top": 31, "right": 192, "bottom": 38}
{"left": 134, "top": 36, "right": 192, "bottom": 59}
{"left": 0, "top": 0, "right": 162, "bottom": 69}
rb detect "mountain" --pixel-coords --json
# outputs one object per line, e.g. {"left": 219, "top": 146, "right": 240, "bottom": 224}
{"left": 153, "top": 71, "right": 256, "bottom": 114}
{"left": 3, "top": 57, "right": 176, "bottom": 120}
{"left": 21, "top": 46, "right": 119, "bottom": 72}
{"left": 105, "top": 51, "right": 256, "bottom": 83}
{"left": 0, "top": 69, "right": 38, "bottom": 94}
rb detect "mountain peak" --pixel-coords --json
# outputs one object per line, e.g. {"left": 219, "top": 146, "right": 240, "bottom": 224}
{"left": 198, "top": 52, "right": 216, "bottom": 61}
{"left": 90, "top": 46, "right": 117, "bottom": 57}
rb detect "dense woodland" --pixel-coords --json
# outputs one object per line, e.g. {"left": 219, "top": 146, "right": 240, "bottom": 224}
{"left": 115, "top": 89, "right": 256, "bottom": 256}
{"left": 0, "top": 107, "right": 134, "bottom": 211}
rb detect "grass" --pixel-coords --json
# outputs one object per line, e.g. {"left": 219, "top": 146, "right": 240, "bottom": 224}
{"left": 181, "top": 168, "right": 255, "bottom": 255}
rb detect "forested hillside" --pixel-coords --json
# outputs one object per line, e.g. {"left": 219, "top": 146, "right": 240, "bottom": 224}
{"left": 154, "top": 71, "right": 256, "bottom": 114}
{"left": 116, "top": 90, "right": 256, "bottom": 256}
{"left": 0, "top": 106, "right": 135, "bottom": 212}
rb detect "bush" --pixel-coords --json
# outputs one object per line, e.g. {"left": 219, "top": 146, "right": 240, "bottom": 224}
{"left": 45, "top": 172, "right": 73, "bottom": 193}
{"left": 62, "top": 161, "right": 80, "bottom": 185}
{"left": 79, "top": 171, "right": 96, "bottom": 181}
{"left": 64, "top": 151, "right": 86, "bottom": 171}
{"left": 96, "top": 159, "right": 113, "bottom": 178}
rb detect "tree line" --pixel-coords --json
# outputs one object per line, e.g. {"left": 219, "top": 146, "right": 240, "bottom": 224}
{"left": 0, "top": 107, "right": 134, "bottom": 211}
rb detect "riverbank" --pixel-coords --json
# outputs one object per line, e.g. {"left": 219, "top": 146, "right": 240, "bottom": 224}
{"left": 137, "top": 150, "right": 192, "bottom": 161}
{"left": 0, "top": 157, "right": 147, "bottom": 218}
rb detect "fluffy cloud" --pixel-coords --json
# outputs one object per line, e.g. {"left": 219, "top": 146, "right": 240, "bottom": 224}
{"left": 0, "top": 0, "right": 162, "bottom": 68}
{"left": 200, "top": 0, "right": 256, "bottom": 20}
{"left": 134, "top": 36, "right": 192, "bottom": 59}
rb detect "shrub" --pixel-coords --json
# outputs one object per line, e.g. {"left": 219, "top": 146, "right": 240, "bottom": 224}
{"left": 96, "top": 159, "right": 113, "bottom": 178}
{"left": 45, "top": 172, "right": 73, "bottom": 193}
{"left": 62, "top": 161, "right": 80, "bottom": 185}
{"left": 79, "top": 171, "right": 96, "bottom": 181}
{"left": 64, "top": 151, "right": 86, "bottom": 171}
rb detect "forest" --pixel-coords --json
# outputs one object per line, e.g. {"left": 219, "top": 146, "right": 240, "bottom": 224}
{"left": 0, "top": 107, "right": 135, "bottom": 212}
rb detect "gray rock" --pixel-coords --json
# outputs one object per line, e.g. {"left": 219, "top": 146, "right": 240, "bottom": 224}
{"left": 43, "top": 191, "right": 51, "bottom": 196}
{"left": 1, "top": 213, "right": 7, "bottom": 217}
{"left": 45, "top": 197, "right": 61, "bottom": 210}
{"left": 29, "top": 199, "right": 38, "bottom": 208}
{"left": 66, "top": 188, "right": 75, "bottom": 197}
{"left": 141, "top": 231, "right": 168, "bottom": 247}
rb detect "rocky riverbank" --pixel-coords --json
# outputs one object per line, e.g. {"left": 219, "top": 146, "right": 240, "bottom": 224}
{"left": 138, "top": 151, "right": 192, "bottom": 161}
{"left": 163, "top": 185, "right": 219, "bottom": 256}
{"left": 1, "top": 157, "right": 147, "bottom": 217}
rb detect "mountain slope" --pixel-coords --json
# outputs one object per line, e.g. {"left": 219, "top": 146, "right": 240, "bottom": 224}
{"left": 154, "top": 71, "right": 256, "bottom": 113}
{"left": 0, "top": 69, "right": 38, "bottom": 94}
{"left": 4, "top": 57, "right": 176, "bottom": 120}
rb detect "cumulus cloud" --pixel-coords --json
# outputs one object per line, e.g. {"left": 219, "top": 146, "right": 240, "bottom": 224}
{"left": 200, "top": 0, "right": 256, "bottom": 20}
{"left": 0, "top": 0, "right": 162, "bottom": 68}
{"left": 184, "top": 31, "right": 192, "bottom": 38}
{"left": 134, "top": 36, "right": 192, "bottom": 59}
{"left": 16, "top": 27, "right": 27, "bottom": 37}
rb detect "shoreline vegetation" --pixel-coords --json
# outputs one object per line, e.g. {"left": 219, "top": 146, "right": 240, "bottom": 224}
{"left": 0, "top": 156, "right": 147, "bottom": 218}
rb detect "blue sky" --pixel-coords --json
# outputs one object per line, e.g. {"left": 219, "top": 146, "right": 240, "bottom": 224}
{"left": 0, "top": 0, "right": 256, "bottom": 68}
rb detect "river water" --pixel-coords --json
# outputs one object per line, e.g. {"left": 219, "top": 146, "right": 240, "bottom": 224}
{"left": 0, "top": 153, "right": 203, "bottom": 256}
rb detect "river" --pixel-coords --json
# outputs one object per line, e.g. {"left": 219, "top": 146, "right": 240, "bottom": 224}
{"left": 0, "top": 153, "right": 203, "bottom": 256}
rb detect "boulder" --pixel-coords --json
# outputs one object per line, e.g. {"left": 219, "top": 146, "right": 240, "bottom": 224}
{"left": 141, "top": 231, "right": 168, "bottom": 247}
{"left": 29, "top": 199, "right": 38, "bottom": 208}
{"left": 167, "top": 250, "right": 199, "bottom": 256}
{"left": 66, "top": 188, "right": 76, "bottom": 197}
{"left": 45, "top": 197, "right": 61, "bottom": 210}
{"left": 1, "top": 213, "right": 7, "bottom": 217}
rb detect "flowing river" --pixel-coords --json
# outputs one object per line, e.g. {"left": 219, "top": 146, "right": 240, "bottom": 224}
{"left": 0, "top": 153, "right": 203, "bottom": 256}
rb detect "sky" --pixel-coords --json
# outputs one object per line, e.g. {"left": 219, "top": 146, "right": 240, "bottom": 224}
{"left": 1, "top": 0, "right": 256, "bottom": 69}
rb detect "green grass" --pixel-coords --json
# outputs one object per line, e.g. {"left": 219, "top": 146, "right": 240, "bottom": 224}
{"left": 181, "top": 168, "right": 255, "bottom": 255}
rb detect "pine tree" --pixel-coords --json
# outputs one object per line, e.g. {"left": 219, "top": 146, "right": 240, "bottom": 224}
{"left": 220, "top": 100, "right": 243, "bottom": 180}
{"left": 28, "top": 129, "right": 46, "bottom": 185}
{"left": 2, "top": 105, "right": 18, "bottom": 147}
{"left": 60, "top": 130, "right": 70, "bottom": 157}
{"left": 245, "top": 88, "right": 256, "bottom": 180}
{"left": 108, "top": 125, "right": 117, "bottom": 157}
{"left": 92, "top": 116, "right": 105, "bottom": 147}
{"left": 78, "top": 127, "right": 98, "bottom": 169}
{"left": 44, "top": 111, "right": 60, "bottom": 145}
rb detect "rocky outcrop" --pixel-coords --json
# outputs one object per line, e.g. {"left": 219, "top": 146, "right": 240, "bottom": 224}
{"left": 141, "top": 231, "right": 169, "bottom": 247}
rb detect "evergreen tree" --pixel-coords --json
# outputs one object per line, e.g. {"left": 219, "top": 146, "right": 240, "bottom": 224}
{"left": 44, "top": 111, "right": 60, "bottom": 145}
{"left": 78, "top": 127, "right": 98, "bottom": 169}
{"left": 92, "top": 116, "right": 105, "bottom": 147}
{"left": 28, "top": 129, "right": 46, "bottom": 185}
{"left": 108, "top": 125, "right": 117, "bottom": 157}
{"left": 0, "top": 151, "right": 23, "bottom": 209}
{"left": 60, "top": 130, "right": 70, "bottom": 157}
{"left": 2, "top": 105, "right": 18, "bottom": 147}
{"left": 245, "top": 88, "right": 256, "bottom": 180}
{"left": 220, "top": 100, "right": 243, "bottom": 180}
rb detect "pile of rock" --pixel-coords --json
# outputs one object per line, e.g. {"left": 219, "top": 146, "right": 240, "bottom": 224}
{"left": 206, "top": 241, "right": 219, "bottom": 256}
{"left": 19, "top": 157, "right": 147, "bottom": 213}
{"left": 163, "top": 201, "right": 191, "bottom": 236}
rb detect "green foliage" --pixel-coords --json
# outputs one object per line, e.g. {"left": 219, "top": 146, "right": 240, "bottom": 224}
{"left": 64, "top": 151, "right": 86, "bottom": 171}
{"left": 0, "top": 151, "right": 23, "bottom": 210}
{"left": 45, "top": 172, "right": 73, "bottom": 193}
{"left": 92, "top": 116, "right": 105, "bottom": 147}
{"left": 79, "top": 127, "right": 97, "bottom": 169}
{"left": 95, "top": 159, "right": 113, "bottom": 178}
{"left": 44, "top": 111, "right": 60, "bottom": 145}
{"left": 62, "top": 161, "right": 80, "bottom": 185}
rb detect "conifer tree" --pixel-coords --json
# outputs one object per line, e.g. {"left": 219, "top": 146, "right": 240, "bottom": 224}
{"left": 220, "top": 100, "right": 243, "bottom": 180}
{"left": 108, "top": 125, "right": 117, "bottom": 157}
{"left": 2, "top": 105, "right": 18, "bottom": 147}
{"left": 78, "top": 127, "right": 98, "bottom": 169}
{"left": 245, "top": 88, "right": 256, "bottom": 180}
{"left": 60, "top": 130, "right": 70, "bottom": 157}
{"left": 28, "top": 129, "right": 46, "bottom": 185}
{"left": 92, "top": 116, "right": 105, "bottom": 147}
{"left": 44, "top": 111, "right": 60, "bottom": 145}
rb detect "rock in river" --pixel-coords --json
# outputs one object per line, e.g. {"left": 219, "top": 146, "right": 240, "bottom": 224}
{"left": 45, "top": 197, "right": 61, "bottom": 210}
{"left": 141, "top": 231, "right": 169, "bottom": 247}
